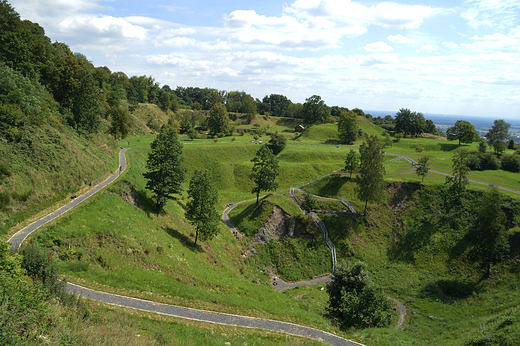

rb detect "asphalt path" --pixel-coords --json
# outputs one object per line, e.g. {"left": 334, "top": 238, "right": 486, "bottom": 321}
{"left": 8, "top": 148, "right": 128, "bottom": 251}
{"left": 7, "top": 147, "right": 362, "bottom": 346}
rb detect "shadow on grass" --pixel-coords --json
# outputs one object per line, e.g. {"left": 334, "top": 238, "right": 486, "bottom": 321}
{"left": 439, "top": 143, "right": 467, "bottom": 152}
{"left": 315, "top": 176, "right": 349, "bottom": 198}
{"left": 388, "top": 220, "right": 437, "bottom": 263}
{"left": 164, "top": 227, "right": 201, "bottom": 252}
{"left": 322, "top": 139, "right": 340, "bottom": 145}
{"left": 420, "top": 279, "right": 481, "bottom": 304}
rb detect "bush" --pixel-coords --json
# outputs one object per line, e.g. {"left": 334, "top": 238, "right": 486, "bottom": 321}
{"left": 508, "top": 139, "right": 516, "bottom": 150}
{"left": 416, "top": 147, "right": 424, "bottom": 152}
{"left": 501, "top": 155, "right": 520, "bottom": 172}
{"left": 327, "top": 261, "right": 392, "bottom": 329}
{"left": 467, "top": 152, "right": 482, "bottom": 171}
{"left": 20, "top": 241, "right": 63, "bottom": 296}
{"left": 481, "top": 152, "right": 501, "bottom": 170}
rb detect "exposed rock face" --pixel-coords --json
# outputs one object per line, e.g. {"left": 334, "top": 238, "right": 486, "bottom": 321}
{"left": 253, "top": 205, "right": 295, "bottom": 244}
{"left": 121, "top": 187, "right": 143, "bottom": 209}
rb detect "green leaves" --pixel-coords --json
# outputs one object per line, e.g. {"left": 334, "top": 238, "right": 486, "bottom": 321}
{"left": 446, "top": 120, "right": 478, "bottom": 145}
{"left": 143, "top": 127, "right": 187, "bottom": 212}
{"left": 250, "top": 145, "right": 279, "bottom": 204}
{"left": 185, "top": 170, "right": 220, "bottom": 247}
{"left": 327, "top": 261, "right": 392, "bottom": 330}
{"left": 356, "top": 135, "right": 386, "bottom": 215}
{"left": 337, "top": 110, "right": 358, "bottom": 144}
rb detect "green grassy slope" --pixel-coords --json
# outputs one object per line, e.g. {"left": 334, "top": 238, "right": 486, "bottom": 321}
{"left": 17, "top": 120, "right": 520, "bottom": 346}
{"left": 0, "top": 125, "right": 117, "bottom": 236}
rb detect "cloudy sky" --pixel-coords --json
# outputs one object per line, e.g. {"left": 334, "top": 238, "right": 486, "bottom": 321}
{"left": 10, "top": 0, "right": 520, "bottom": 118}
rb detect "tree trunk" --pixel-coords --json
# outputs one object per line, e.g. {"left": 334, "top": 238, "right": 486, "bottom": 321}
{"left": 364, "top": 200, "right": 368, "bottom": 216}
{"left": 194, "top": 227, "right": 199, "bottom": 248}
{"left": 256, "top": 190, "right": 260, "bottom": 205}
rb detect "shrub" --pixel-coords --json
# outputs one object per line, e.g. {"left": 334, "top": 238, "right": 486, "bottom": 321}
{"left": 478, "top": 139, "right": 488, "bottom": 153}
{"left": 327, "top": 261, "right": 392, "bottom": 329}
{"left": 416, "top": 147, "right": 424, "bottom": 152}
{"left": 467, "top": 152, "right": 482, "bottom": 171}
{"left": 20, "top": 242, "right": 63, "bottom": 296}
{"left": 508, "top": 139, "right": 516, "bottom": 150}
{"left": 481, "top": 152, "right": 501, "bottom": 170}
{"left": 501, "top": 155, "right": 520, "bottom": 172}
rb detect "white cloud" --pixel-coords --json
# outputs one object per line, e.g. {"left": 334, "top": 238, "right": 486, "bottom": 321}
{"left": 442, "top": 42, "right": 459, "bottom": 49}
{"left": 388, "top": 34, "right": 415, "bottom": 44}
{"left": 462, "top": 0, "right": 520, "bottom": 29}
{"left": 417, "top": 45, "right": 436, "bottom": 52}
{"left": 364, "top": 42, "right": 393, "bottom": 53}
{"left": 369, "top": 2, "right": 436, "bottom": 29}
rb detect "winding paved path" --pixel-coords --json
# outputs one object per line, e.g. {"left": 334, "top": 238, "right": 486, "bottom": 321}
{"left": 7, "top": 148, "right": 362, "bottom": 346}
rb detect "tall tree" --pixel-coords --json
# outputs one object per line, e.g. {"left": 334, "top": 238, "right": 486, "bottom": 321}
{"left": 445, "top": 149, "right": 470, "bottom": 198}
{"left": 302, "top": 95, "right": 329, "bottom": 128}
{"left": 268, "top": 132, "right": 287, "bottom": 155}
{"left": 108, "top": 105, "right": 133, "bottom": 139}
{"left": 446, "top": 120, "right": 478, "bottom": 145}
{"left": 143, "top": 127, "right": 187, "bottom": 212}
{"left": 344, "top": 149, "right": 359, "bottom": 179}
{"left": 250, "top": 145, "right": 279, "bottom": 204}
{"left": 409, "top": 111, "right": 425, "bottom": 137}
{"left": 326, "top": 261, "right": 391, "bottom": 330}
{"left": 468, "top": 188, "right": 509, "bottom": 277}
{"left": 71, "top": 70, "right": 102, "bottom": 134}
{"left": 207, "top": 103, "right": 229, "bottom": 136}
{"left": 185, "top": 170, "right": 220, "bottom": 248}
{"left": 394, "top": 108, "right": 413, "bottom": 136}
{"left": 486, "top": 119, "right": 511, "bottom": 154}
{"left": 356, "top": 135, "right": 386, "bottom": 215}
{"left": 338, "top": 110, "right": 358, "bottom": 144}
{"left": 416, "top": 155, "right": 430, "bottom": 183}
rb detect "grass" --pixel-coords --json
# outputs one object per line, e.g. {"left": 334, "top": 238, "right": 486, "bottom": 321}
{"left": 0, "top": 124, "right": 117, "bottom": 236}
{"left": 14, "top": 116, "right": 520, "bottom": 346}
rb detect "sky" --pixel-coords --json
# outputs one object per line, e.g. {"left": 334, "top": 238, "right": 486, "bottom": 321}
{"left": 9, "top": 0, "right": 520, "bottom": 118}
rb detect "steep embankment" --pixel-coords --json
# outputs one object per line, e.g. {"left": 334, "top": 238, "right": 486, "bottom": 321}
{"left": 0, "top": 125, "right": 117, "bottom": 236}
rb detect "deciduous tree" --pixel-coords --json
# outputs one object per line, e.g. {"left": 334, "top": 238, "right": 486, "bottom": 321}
{"left": 185, "top": 170, "right": 220, "bottom": 248}
{"left": 486, "top": 119, "right": 511, "bottom": 154}
{"left": 338, "top": 110, "right": 358, "bottom": 144}
{"left": 268, "top": 132, "right": 287, "bottom": 155}
{"left": 108, "top": 105, "right": 133, "bottom": 139}
{"left": 344, "top": 149, "right": 359, "bottom": 179}
{"left": 445, "top": 149, "right": 470, "bottom": 198}
{"left": 250, "top": 145, "right": 279, "bottom": 204}
{"left": 207, "top": 103, "right": 229, "bottom": 136}
{"left": 416, "top": 155, "right": 430, "bottom": 182}
{"left": 302, "top": 95, "right": 329, "bottom": 128}
{"left": 327, "top": 261, "right": 391, "bottom": 330}
{"left": 468, "top": 188, "right": 509, "bottom": 277}
{"left": 446, "top": 120, "right": 478, "bottom": 145}
{"left": 356, "top": 135, "right": 386, "bottom": 215}
{"left": 143, "top": 127, "right": 186, "bottom": 212}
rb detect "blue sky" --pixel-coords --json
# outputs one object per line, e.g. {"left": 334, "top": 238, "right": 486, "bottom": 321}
{"left": 10, "top": 0, "right": 520, "bottom": 118}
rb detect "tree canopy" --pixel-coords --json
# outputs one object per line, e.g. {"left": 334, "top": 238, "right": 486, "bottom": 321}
{"left": 446, "top": 120, "right": 478, "bottom": 145}
{"left": 356, "top": 135, "right": 386, "bottom": 215}
{"left": 302, "top": 95, "right": 329, "bottom": 128}
{"left": 327, "top": 261, "right": 391, "bottom": 330}
{"left": 394, "top": 108, "right": 426, "bottom": 137}
{"left": 486, "top": 119, "right": 511, "bottom": 154}
{"left": 143, "top": 127, "right": 187, "bottom": 212}
{"left": 185, "top": 170, "right": 220, "bottom": 248}
{"left": 250, "top": 145, "right": 279, "bottom": 204}
{"left": 207, "top": 103, "right": 230, "bottom": 136}
{"left": 338, "top": 110, "right": 358, "bottom": 144}
{"left": 468, "top": 188, "right": 509, "bottom": 277}
{"left": 445, "top": 149, "right": 470, "bottom": 198}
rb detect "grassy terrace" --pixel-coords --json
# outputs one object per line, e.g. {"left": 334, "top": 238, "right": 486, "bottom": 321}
{"left": 16, "top": 115, "right": 520, "bottom": 345}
